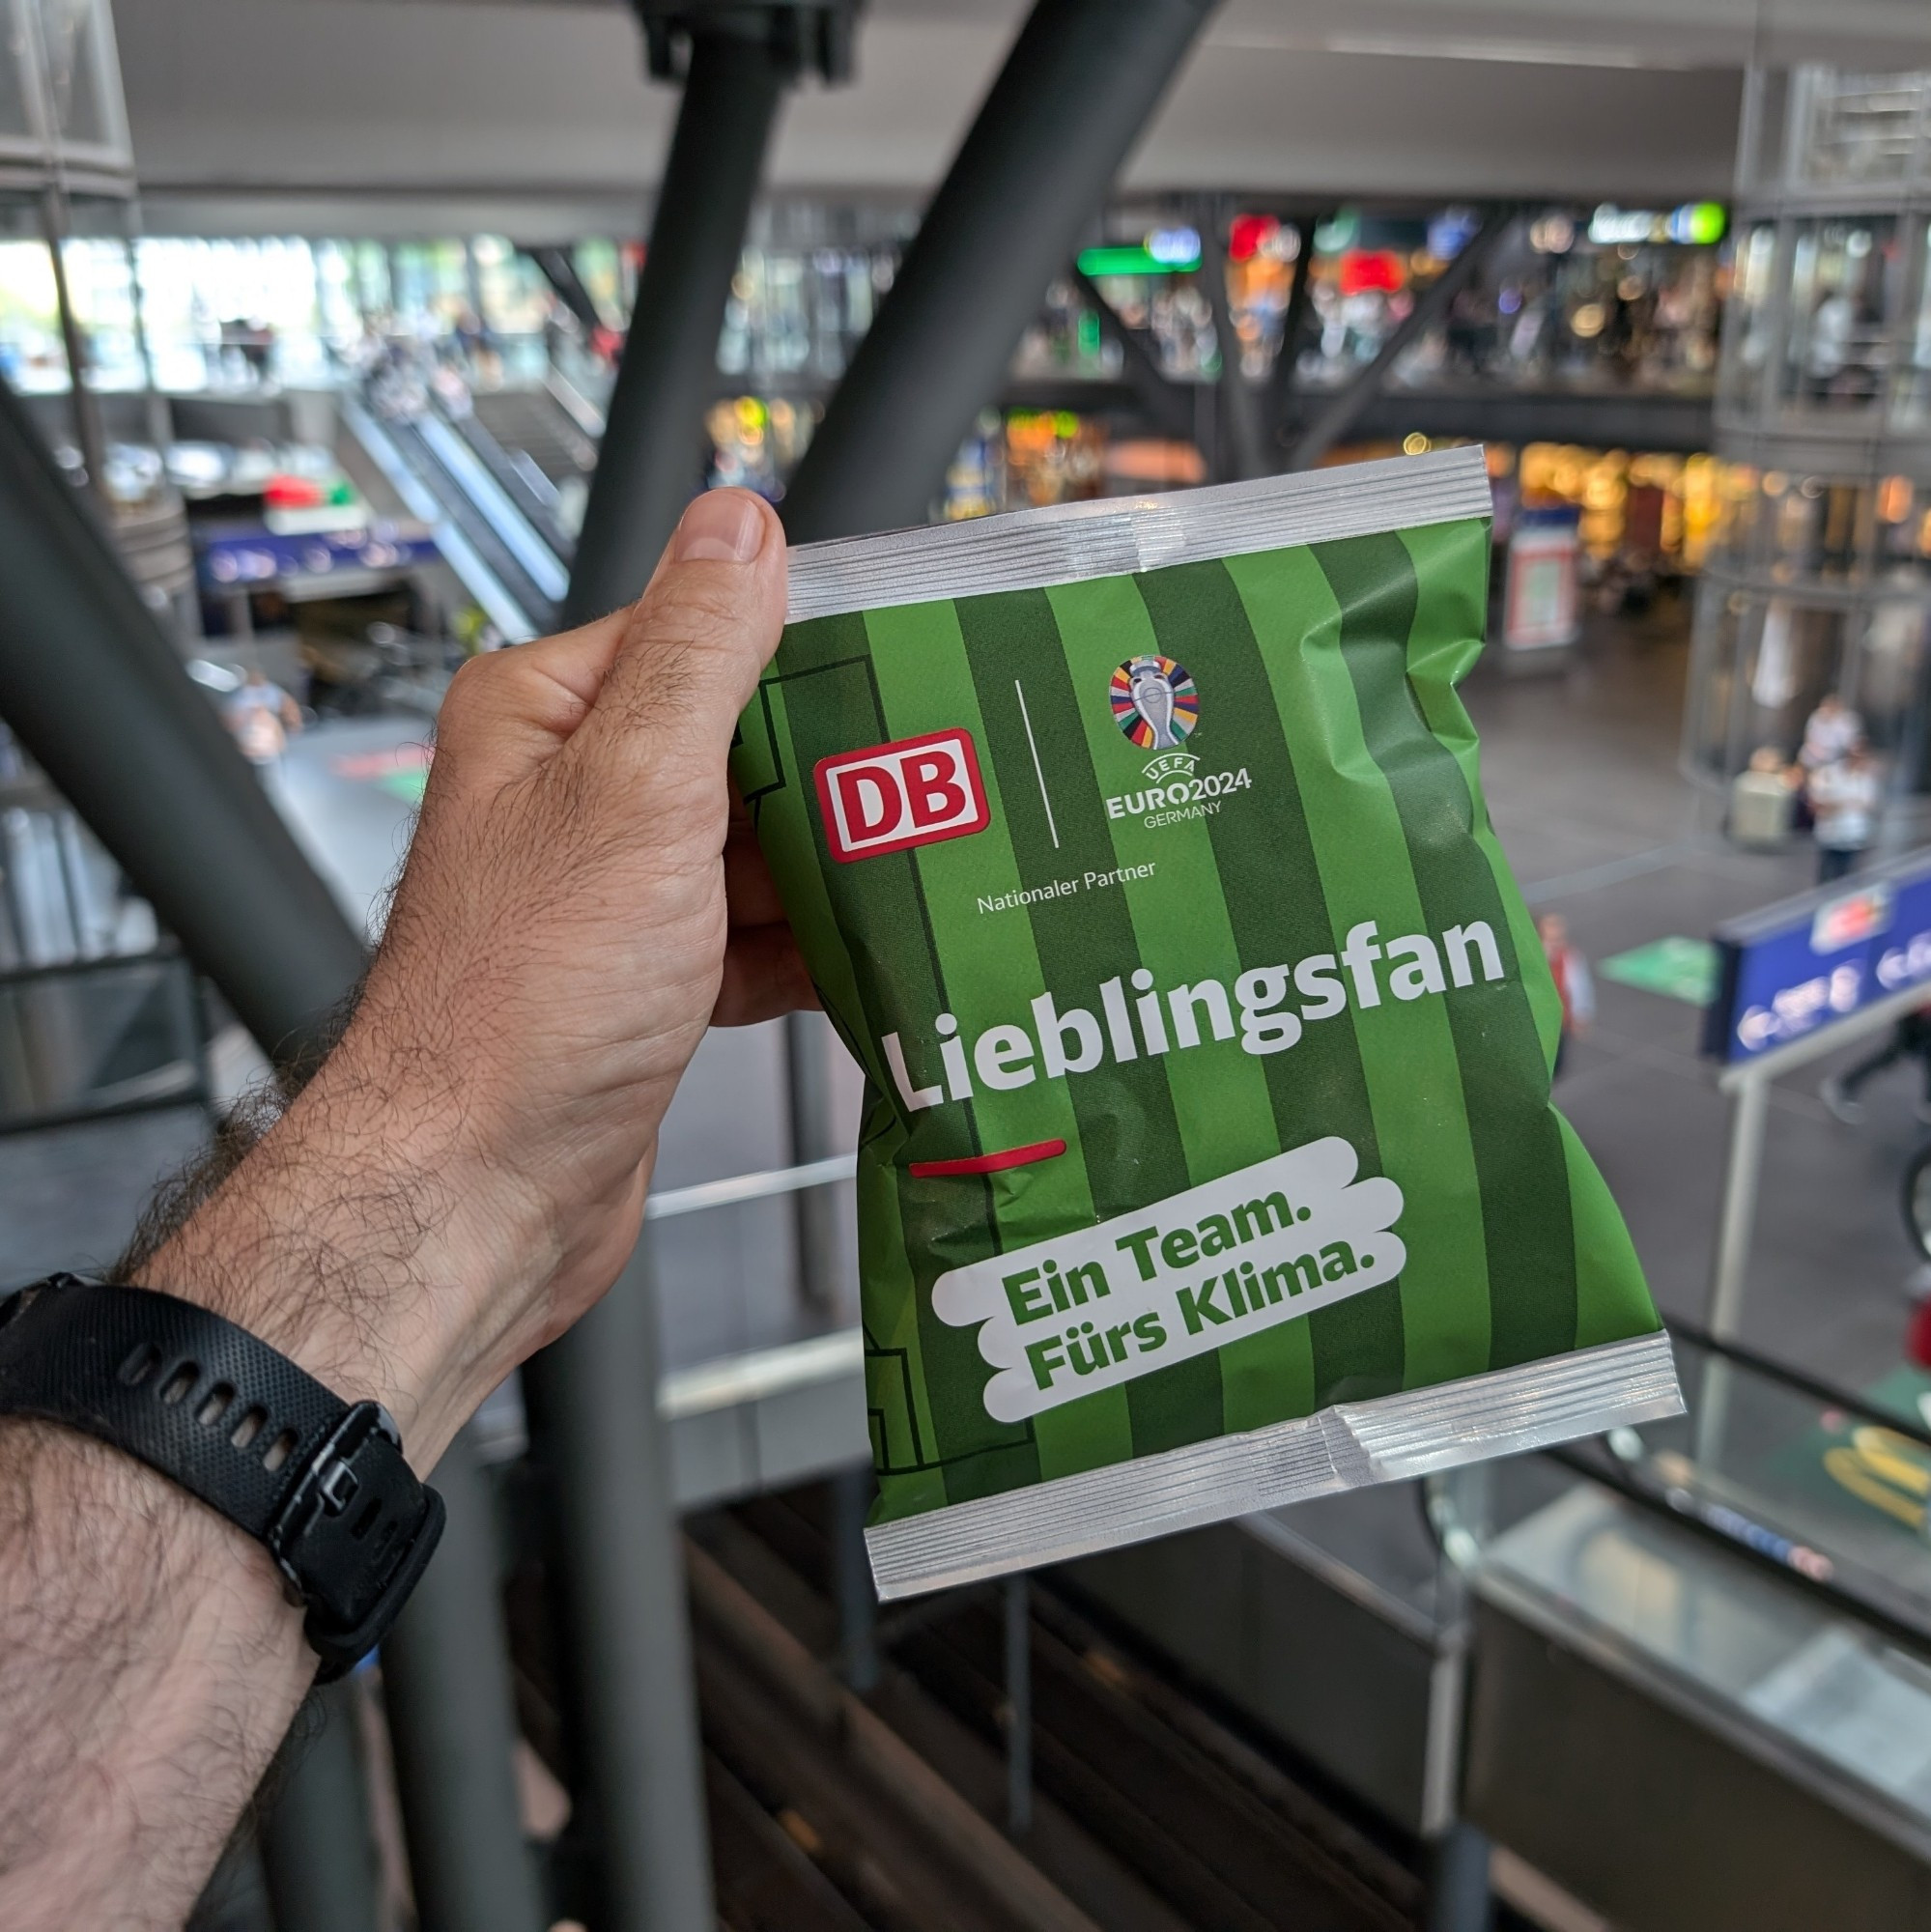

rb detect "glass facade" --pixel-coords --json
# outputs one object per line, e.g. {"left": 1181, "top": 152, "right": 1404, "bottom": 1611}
{"left": 1687, "top": 66, "right": 1931, "bottom": 813}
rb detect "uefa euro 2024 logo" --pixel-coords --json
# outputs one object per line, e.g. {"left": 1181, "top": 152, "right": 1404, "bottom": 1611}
{"left": 1110, "top": 655, "right": 1200, "bottom": 780}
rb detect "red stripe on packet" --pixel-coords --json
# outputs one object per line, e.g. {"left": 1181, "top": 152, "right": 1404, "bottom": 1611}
{"left": 907, "top": 1138, "right": 1067, "bottom": 1179}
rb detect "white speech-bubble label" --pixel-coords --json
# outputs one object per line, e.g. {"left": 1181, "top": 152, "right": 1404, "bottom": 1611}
{"left": 931, "top": 1136, "right": 1404, "bottom": 1425}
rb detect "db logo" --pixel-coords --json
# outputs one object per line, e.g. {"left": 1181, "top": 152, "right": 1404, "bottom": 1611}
{"left": 814, "top": 728, "right": 990, "bottom": 864}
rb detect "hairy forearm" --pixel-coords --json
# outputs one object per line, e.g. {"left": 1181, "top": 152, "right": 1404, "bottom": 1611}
{"left": 0, "top": 1018, "right": 526, "bottom": 1928}
{"left": 0, "top": 1420, "right": 311, "bottom": 1929}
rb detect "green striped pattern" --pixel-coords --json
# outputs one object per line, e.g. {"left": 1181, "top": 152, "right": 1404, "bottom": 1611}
{"left": 732, "top": 516, "right": 1657, "bottom": 1529}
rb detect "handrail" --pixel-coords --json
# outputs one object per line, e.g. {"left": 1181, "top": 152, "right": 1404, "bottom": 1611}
{"left": 1664, "top": 1316, "right": 1931, "bottom": 1454}
{"left": 644, "top": 1151, "right": 857, "bottom": 1221}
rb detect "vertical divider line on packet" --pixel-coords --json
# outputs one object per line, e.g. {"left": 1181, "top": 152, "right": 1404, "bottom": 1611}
{"left": 734, "top": 444, "right": 1681, "bottom": 1601}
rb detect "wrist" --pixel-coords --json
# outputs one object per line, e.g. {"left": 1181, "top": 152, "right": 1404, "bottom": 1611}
{"left": 136, "top": 1040, "right": 554, "bottom": 1470}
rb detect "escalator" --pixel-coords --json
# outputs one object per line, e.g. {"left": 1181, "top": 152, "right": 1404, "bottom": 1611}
{"left": 467, "top": 384, "right": 599, "bottom": 560}
{"left": 339, "top": 392, "right": 569, "bottom": 639}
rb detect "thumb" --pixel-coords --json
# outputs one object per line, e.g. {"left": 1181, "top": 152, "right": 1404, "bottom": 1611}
{"left": 571, "top": 490, "right": 787, "bottom": 783}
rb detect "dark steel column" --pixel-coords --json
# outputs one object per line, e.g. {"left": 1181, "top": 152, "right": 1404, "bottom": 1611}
{"left": 531, "top": 14, "right": 850, "bottom": 1923}
{"left": 1287, "top": 208, "right": 1518, "bottom": 471}
{"left": 257, "top": 1683, "right": 381, "bottom": 1932}
{"left": 0, "top": 375, "right": 537, "bottom": 1931}
{"left": 521, "top": 1241, "right": 713, "bottom": 1930}
{"left": 562, "top": 28, "right": 787, "bottom": 619}
{"left": 1199, "top": 203, "right": 1268, "bottom": 484}
{"left": 1071, "top": 267, "right": 1192, "bottom": 440}
{"left": 1264, "top": 209, "right": 1328, "bottom": 464}
{"left": 382, "top": 1430, "right": 548, "bottom": 1932}
{"left": 526, "top": 244, "right": 608, "bottom": 341}
{"left": 781, "top": 0, "right": 1220, "bottom": 543}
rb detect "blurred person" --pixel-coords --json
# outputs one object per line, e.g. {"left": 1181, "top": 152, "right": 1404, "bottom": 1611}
{"left": 0, "top": 491, "right": 807, "bottom": 1928}
{"left": 1538, "top": 912, "right": 1594, "bottom": 1075}
{"left": 1822, "top": 998, "right": 1931, "bottom": 1124}
{"left": 1799, "top": 691, "right": 1862, "bottom": 773}
{"left": 223, "top": 665, "right": 303, "bottom": 773}
{"left": 1809, "top": 741, "right": 1881, "bottom": 884}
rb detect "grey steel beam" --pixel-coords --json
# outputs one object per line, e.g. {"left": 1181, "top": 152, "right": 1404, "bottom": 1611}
{"left": 781, "top": 0, "right": 1221, "bottom": 543}
{"left": 562, "top": 24, "right": 789, "bottom": 619}
{"left": 1069, "top": 267, "right": 1194, "bottom": 440}
{"left": 1198, "top": 202, "right": 1268, "bottom": 484}
{"left": 382, "top": 1428, "right": 549, "bottom": 1932}
{"left": 1264, "top": 209, "right": 1329, "bottom": 466}
{"left": 1286, "top": 207, "right": 1519, "bottom": 472}
{"left": 257, "top": 1682, "right": 381, "bottom": 1932}
{"left": 526, "top": 244, "right": 607, "bottom": 342}
{"left": 0, "top": 375, "right": 362, "bottom": 1067}
{"left": 0, "top": 374, "right": 538, "bottom": 1932}
{"left": 521, "top": 1241, "right": 714, "bottom": 1930}
{"left": 530, "top": 14, "right": 853, "bottom": 1923}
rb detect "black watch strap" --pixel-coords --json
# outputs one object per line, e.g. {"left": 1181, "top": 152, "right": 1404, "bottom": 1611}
{"left": 0, "top": 1274, "right": 443, "bottom": 1678}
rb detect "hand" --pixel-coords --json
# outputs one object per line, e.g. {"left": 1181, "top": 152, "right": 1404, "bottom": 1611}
{"left": 141, "top": 489, "right": 805, "bottom": 1464}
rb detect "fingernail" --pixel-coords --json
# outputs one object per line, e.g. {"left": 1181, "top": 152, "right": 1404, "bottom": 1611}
{"left": 674, "top": 491, "right": 766, "bottom": 563}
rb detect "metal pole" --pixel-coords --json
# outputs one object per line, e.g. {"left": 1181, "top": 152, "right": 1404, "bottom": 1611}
{"left": 40, "top": 197, "right": 109, "bottom": 507}
{"left": 257, "top": 1682, "right": 381, "bottom": 1932}
{"left": 1425, "top": 1823, "right": 1494, "bottom": 1932}
{"left": 781, "top": 0, "right": 1220, "bottom": 543}
{"left": 521, "top": 1239, "right": 715, "bottom": 1931}
{"left": 382, "top": 1427, "right": 548, "bottom": 1932}
{"left": 562, "top": 27, "right": 788, "bottom": 619}
{"left": 1698, "top": 1069, "right": 1772, "bottom": 1466}
{"left": 0, "top": 375, "right": 534, "bottom": 1929}
{"left": 1707, "top": 1069, "right": 1771, "bottom": 1342}
{"left": 1287, "top": 208, "right": 1519, "bottom": 471}
{"left": 785, "top": 1009, "right": 842, "bottom": 1312}
{"left": 528, "top": 14, "right": 854, "bottom": 1918}
{"left": 526, "top": 244, "right": 608, "bottom": 341}
{"left": 1004, "top": 1575, "right": 1033, "bottom": 1838}
{"left": 1264, "top": 209, "right": 1328, "bottom": 460}
{"left": 832, "top": 1460, "right": 879, "bottom": 1692}
{"left": 1198, "top": 202, "right": 1267, "bottom": 484}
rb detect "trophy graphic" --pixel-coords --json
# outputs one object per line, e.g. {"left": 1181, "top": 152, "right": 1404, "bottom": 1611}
{"left": 1126, "top": 655, "right": 1180, "bottom": 750}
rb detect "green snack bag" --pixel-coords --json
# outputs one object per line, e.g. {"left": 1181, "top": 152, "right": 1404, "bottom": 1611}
{"left": 734, "top": 446, "right": 1679, "bottom": 1598}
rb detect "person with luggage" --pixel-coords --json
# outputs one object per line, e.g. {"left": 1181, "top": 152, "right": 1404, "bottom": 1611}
{"left": 1808, "top": 740, "right": 1882, "bottom": 884}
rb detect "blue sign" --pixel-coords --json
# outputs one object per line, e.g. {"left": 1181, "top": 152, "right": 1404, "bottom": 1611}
{"left": 1704, "top": 849, "right": 1931, "bottom": 1063}
{"left": 196, "top": 521, "right": 439, "bottom": 592}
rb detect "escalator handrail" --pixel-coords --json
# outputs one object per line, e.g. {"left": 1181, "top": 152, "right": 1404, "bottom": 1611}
{"left": 1664, "top": 1315, "right": 1931, "bottom": 1456}
{"left": 1543, "top": 1436, "right": 1931, "bottom": 1665}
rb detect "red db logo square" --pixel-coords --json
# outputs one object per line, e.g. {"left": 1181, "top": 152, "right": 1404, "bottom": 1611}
{"left": 814, "top": 728, "right": 990, "bottom": 864}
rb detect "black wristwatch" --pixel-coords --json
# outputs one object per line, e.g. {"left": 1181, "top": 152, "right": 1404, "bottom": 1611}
{"left": 0, "top": 1274, "right": 443, "bottom": 1678}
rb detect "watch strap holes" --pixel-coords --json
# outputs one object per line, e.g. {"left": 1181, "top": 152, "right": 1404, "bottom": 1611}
{"left": 262, "top": 1427, "right": 299, "bottom": 1474}
{"left": 195, "top": 1383, "right": 236, "bottom": 1429}
{"left": 352, "top": 1497, "right": 382, "bottom": 1541}
{"left": 230, "top": 1405, "right": 268, "bottom": 1451}
{"left": 117, "top": 1342, "right": 161, "bottom": 1386}
{"left": 160, "top": 1363, "right": 199, "bottom": 1406}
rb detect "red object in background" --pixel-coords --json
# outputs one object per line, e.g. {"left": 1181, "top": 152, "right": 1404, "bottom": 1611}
{"left": 264, "top": 473, "right": 324, "bottom": 509}
{"left": 1339, "top": 249, "right": 1405, "bottom": 297}
{"left": 1906, "top": 1298, "right": 1931, "bottom": 1372}
{"left": 1228, "top": 213, "right": 1279, "bottom": 263}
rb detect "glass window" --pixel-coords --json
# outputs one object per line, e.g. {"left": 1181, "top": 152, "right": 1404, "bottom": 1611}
{"left": 1778, "top": 216, "right": 1899, "bottom": 413}
{"left": 1798, "top": 70, "right": 1929, "bottom": 188}
{"left": 32, "top": 0, "right": 114, "bottom": 150}
{"left": 0, "top": 237, "right": 68, "bottom": 390}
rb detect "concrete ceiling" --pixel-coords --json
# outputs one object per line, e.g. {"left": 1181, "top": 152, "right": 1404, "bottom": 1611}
{"left": 114, "top": 0, "right": 1931, "bottom": 237}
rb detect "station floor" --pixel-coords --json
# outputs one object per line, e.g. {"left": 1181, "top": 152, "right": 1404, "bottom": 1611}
{"left": 4, "top": 586, "right": 1917, "bottom": 1421}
